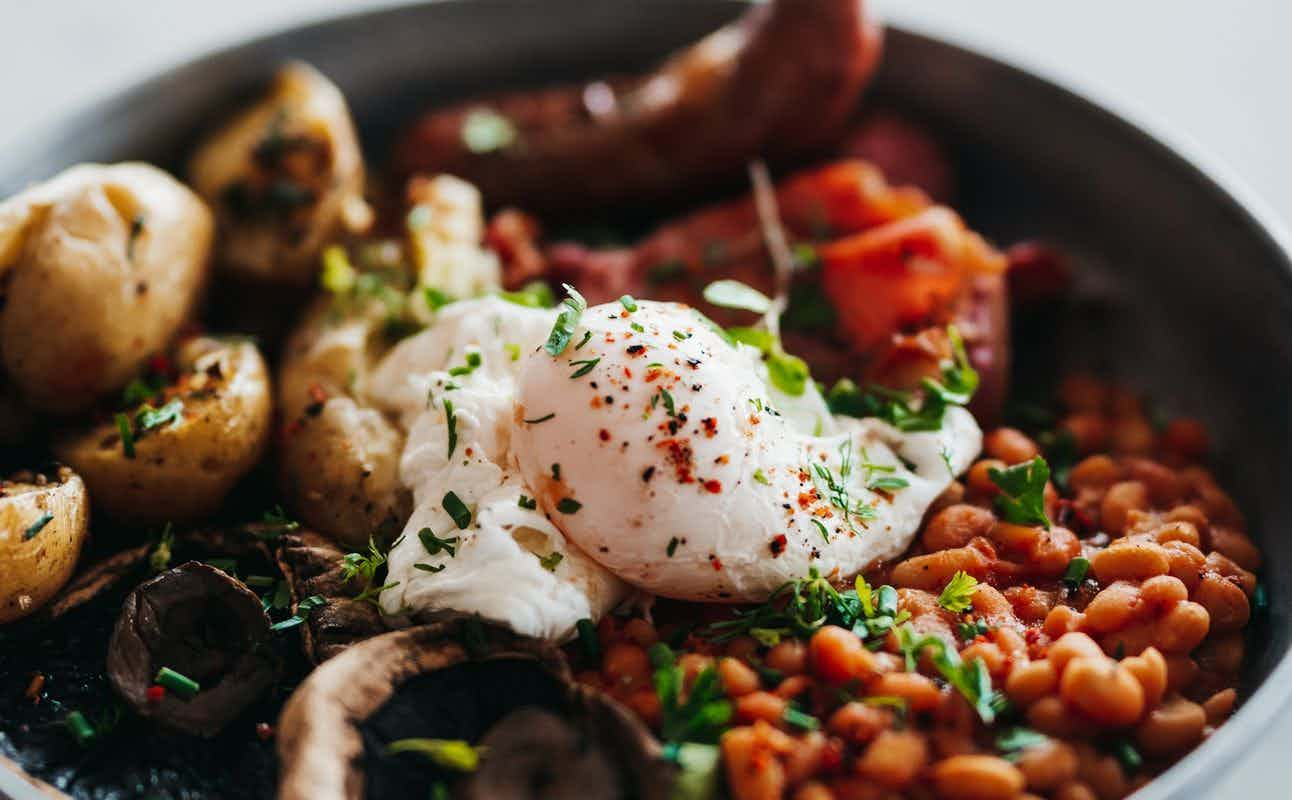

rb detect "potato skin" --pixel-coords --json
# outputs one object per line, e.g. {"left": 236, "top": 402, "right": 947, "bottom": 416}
{"left": 278, "top": 298, "right": 410, "bottom": 548}
{"left": 0, "top": 466, "right": 90, "bottom": 623}
{"left": 0, "top": 163, "right": 214, "bottom": 414}
{"left": 54, "top": 337, "right": 272, "bottom": 526}
{"left": 189, "top": 62, "right": 368, "bottom": 284}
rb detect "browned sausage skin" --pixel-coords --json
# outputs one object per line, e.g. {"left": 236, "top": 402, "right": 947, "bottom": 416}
{"left": 393, "top": 0, "right": 883, "bottom": 213}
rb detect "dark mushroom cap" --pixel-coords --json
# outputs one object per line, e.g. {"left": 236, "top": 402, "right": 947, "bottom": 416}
{"left": 107, "top": 560, "right": 278, "bottom": 737}
{"left": 276, "top": 617, "right": 672, "bottom": 800}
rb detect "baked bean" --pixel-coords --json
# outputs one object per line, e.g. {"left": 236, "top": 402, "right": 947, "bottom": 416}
{"left": 722, "top": 722, "right": 792, "bottom": 800}
{"left": 961, "top": 641, "right": 1009, "bottom": 678}
{"left": 891, "top": 542, "right": 993, "bottom": 590}
{"left": 1061, "top": 413, "right": 1111, "bottom": 454}
{"left": 1016, "top": 740, "right": 1079, "bottom": 792}
{"left": 1081, "top": 582, "right": 1142, "bottom": 634}
{"left": 931, "top": 754, "right": 1025, "bottom": 799}
{"left": 792, "top": 782, "right": 834, "bottom": 800}
{"left": 622, "top": 617, "right": 659, "bottom": 647}
{"left": 1053, "top": 782, "right": 1098, "bottom": 800}
{"left": 930, "top": 481, "right": 968, "bottom": 515}
{"left": 1123, "top": 458, "right": 1184, "bottom": 506}
{"left": 868, "top": 671, "right": 942, "bottom": 712}
{"left": 985, "top": 428, "right": 1041, "bottom": 464}
{"left": 1140, "top": 575, "right": 1189, "bottom": 609}
{"left": 1120, "top": 647, "right": 1167, "bottom": 708}
{"left": 1204, "top": 551, "right": 1257, "bottom": 594}
{"left": 1154, "top": 601, "right": 1210, "bottom": 654}
{"left": 1197, "top": 633, "right": 1245, "bottom": 674}
{"left": 1202, "top": 688, "right": 1237, "bottom": 724}
{"left": 1161, "top": 418, "right": 1209, "bottom": 462}
{"left": 765, "top": 639, "right": 808, "bottom": 676}
{"left": 1047, "top": 632, "right": 1105, "bottom": 673}
{"left": 1136, "top": 696, "right": 1206, "bottom": 757}
{"left": 679, "top": 653, "right": 715, "bottom": 688}
{"left": 1209, "top": 526, "right": 1262, "bottom": 571}
{"left": 968, "top": 458, "right": 1008, "bottom": 496}
{"left": 1068, "top": 455, "right": 1121, "bottom": 492}
{"left": 783, "top": 730, "right": 828, "bottom": 785}
{"left": 1164, "top": 655, "right": 1200, "bottom": 693}
{"left": 1100, "top": 481, "right": 1149, "bottom": 535}
{"left": 602, "top": 642, "right": 652, "bottom": 691}
{"left": 1006, "top": 659, "right": 1058, "bottom": 706}
{"left": 1006, "top": 585, "right": 1055, "bottom": 623}
{"left": 1075, "top": 744, "right": 1128, "bottom": 800}
{"left": 718, "top": 657, "right": 762, "bottom": 697}
{"left": 828, "top": 701, "right": 891, "bottom": 744}
{"left": 1043, "top": 605, "right": 1085, "bottom": 638}
{"left": 925, "top": 504, "right": 997, "bottom": 551}
{"left": 1089, "top": 539, "right": 1169, "bottom": 582}
{"left": 1161, "top": 540, "right": 1206, "bottom": 592}
{"left": 1028, "top": 696, "right": 1090, "bottom": 739}
{"left": 1059, "top": 657, "right": 1145, "bottom": 726}
{"left": 1110, "top": 415, "right": 1155, "bottom": 456}
{"left": 828, "top": 777, "right": 886, "bottom": 800}
{"left": 856, "top": 729, "right": 928, "bottom": 788}
{"left": 1060, "top": 375, "right": 1109, "bottom": 413}
{"left": 625, "top": 687, "right": 662, "bottom": 727}
{"left": 774, "top": 674, "right": 814, "bottom": 701}
{"left": 735, "top": 691, "right": 788, "bottom": 725}
{"left": 1147, "top": 520, "right": 1201, "bottom": 548}
{"left": 810, "top": 626, "right": 876, "bottom": 685}
{"left": 1099, "top": 621, "right": 1156, "bottom": 660}
{"left": 990, "top": 521, "right": 1041, "bottom": 555}
{"left": 994, "top": 626, "right": 1029, "bottom": 658}
{"left": 1029, "top": 527, "right": 1082, "bottom": 577}
{"left": 1192, "top": 573, "right": 1250, "bottom": 635}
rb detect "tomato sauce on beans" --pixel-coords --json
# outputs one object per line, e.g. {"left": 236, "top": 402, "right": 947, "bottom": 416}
{"left": 571, "top": 375, "right": 1261, "bottom": 799}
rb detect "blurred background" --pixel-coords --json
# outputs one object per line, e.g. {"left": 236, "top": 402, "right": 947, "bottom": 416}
{"left": 1, "top": 1, "right": 1286, "bottom": 796}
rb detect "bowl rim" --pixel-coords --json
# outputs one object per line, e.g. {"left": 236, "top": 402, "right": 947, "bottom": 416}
{"left": 1, "top": 2, "right": 1290, "bottom": 798}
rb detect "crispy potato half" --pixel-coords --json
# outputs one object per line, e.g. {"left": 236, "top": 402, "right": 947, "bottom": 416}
{"left": 278, "top": 297, "right": 410, "bottom": 548}
{"left": 189, "top": 62, "right": 369, "bottom": 284}
{"left": 55, "top": 337, "right": 272, "bottom": 527}
{"left": 0, "top": 466, "right": 90, "bottom": 623}
{"left": 0, "top": 162, "right": 214, "bottom": 414}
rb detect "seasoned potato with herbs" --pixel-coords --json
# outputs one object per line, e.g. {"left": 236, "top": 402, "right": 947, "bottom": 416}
{"left": 0, "top": 466, "right": 90, "bottom": 623}
{"left": 54, "top": 337, "right": 272, "bottom": 526}
{"left": 278, "top": 296, "right": 411, "bottom": 548}
{"left": 189, "top": 62, "right": 370, "bottom": 284}
{"left": 0, "top": 163, "right": 213, "bottom": 414}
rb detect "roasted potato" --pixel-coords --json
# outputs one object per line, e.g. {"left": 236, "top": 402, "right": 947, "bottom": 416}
{"left": 189, "top": 62, "right": 369, "bottom": 284}
{"left": 0, "top": 466, "right": 90, "bottom": 623}
{"left": 54, "top": 337, "right": 272, "bottom": 526}
{"left": 0, "top": 162, "right": 213, "bottom": 414}
{"left": 278, "top": 297, "right": 410, "bottom": 548}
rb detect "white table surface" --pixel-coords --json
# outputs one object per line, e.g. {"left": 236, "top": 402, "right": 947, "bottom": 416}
{"left": 1, "top": 1, "right": 1286, "bottom": 796}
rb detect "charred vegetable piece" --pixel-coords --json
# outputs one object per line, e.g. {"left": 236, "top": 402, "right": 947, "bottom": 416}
{"left": 106, "top": 561, "right": 278, "bottom": 737}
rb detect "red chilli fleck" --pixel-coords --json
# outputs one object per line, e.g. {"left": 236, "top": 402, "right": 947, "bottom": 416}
{"left": 769, "top": 535, "right": 788, "bottom": 556}
{"left": 146, "top": 685, "right": 166, "bottom": 703}
{"left": 703, "top": 479, "right": 722, "bottom": 494}
{"left": 256, "top": 722, "right": 275, "bottom": 741}
{"left": 598, "top": 429, "right": 611, "bottom": 442}
{"left": 709, "top": 555, "right": 724, "bottom": 571}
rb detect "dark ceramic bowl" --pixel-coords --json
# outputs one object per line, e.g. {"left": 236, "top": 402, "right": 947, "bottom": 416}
{"left": 2, "top": 2, "right": 1289, "bottom": 798}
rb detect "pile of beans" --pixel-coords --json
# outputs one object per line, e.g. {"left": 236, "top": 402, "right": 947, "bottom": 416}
{"left": 573, "top": 376, "right": 1261, "bottom": 799}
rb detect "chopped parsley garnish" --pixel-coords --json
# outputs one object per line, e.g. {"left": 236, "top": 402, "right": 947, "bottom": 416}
{"left": 448, "top": 348, "right": 482, "bottom": 376}
{"left": 896, "top": 626, "right": 1007, "bottom": 724}
{"left": 988, "top": 456, "right": 1052, "bottom": 529}
{"left": 574, "top": 330, "right": 593, "bottom": 350}
{"left": 442, "top": 492, "right": 472, "bottom": 529}
{"left": 258, "top": 505, "right": 300, "bottom": 540}
{"left": 658, "top": 388, "right": 677, "bottom": 417}
{"left": 543, "top": 283, "right": 587, "bottom": 357}
{"left": 727, "top": 325, "right": 809, "bottom": 397}
{"left": 1112, "top": 739, "right": 1143, "bottom": 772}
{"left": 115, "top": 413, "right": 136, "bottom": 458}
{"left": 498, "top": 280, "right": 556, "bottom": 308}
{"left": 556, "top": 498, "right": 583, "bottom": 514}
{"left": 1062, "top": 556, "right": 1091, "bottom": 589}
{"left": 702, "top": 279, "right": 772, "bottom": 314}
{"left": 996, "top": 727, "right": 1049, "bottom": 761}
{"left": 569, "top": 357, "right": 600, "bottom": 378}
{"left": 631, "top": 322, "right": 645, "bottom": 333}
{"left": 461, "top": 108, "right": 517, "bottom": 154}
{"left": 538, "top": 552, "right": 564, "bottom": 572}
{"left": 705, "top": 568, "right": 907, "bottom": 647}
{"left": 619, "top": 295, "right": 638, "bottom": 312}
{"left": 868, "top": 475, "right": 910, "bottom": 492}
{"left": 958, "top": 619, "right": 991, "bottom": 640}
{"left": 753, "top": 468, "right": 770, "bottom": 485}
{"left": 518, "top": 495, "right": 538, "bottom": 510}
{"left": 387, "top": 738, "right": 484, "bottom": 772}
{"left": 418, "top": 528, "right": 459, "bottom": 558}
{"left": 504, "top": 343, "right": 521, "bottom": 361}
{"left": 937, "top": 571, "right": 979, "bottom": 613}
{"left": 340, "top": 537, "right": 401, "bottom": 603}
{"left": 650, "top": 643, "right": 732, "bottom": 744}
{"left": 444, "top": 398, "right": 458, "bottom": 459}
{"left": 523, "top": 412, "right": 555, "bottom": 424}
{"left": 424, "top": 287, "right": 453, "bottom": 311}
{"left": 270, "top": 595, "right": 325, "bottom": 632}
{"left": 23, "top": 513, "right": 53, "bottom": 541}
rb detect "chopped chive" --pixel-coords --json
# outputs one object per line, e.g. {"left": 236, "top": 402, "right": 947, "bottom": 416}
{"left": 65, "top": 711, "right": 96, "bottom": 746}
{"left": 504, "top": 343, "right": 521, "bottom": 361}
{"left": 574, "top": 330, "right": 593, "bottom": 350}
{"left": 667, "top": 537, "right": 680, "bottom": 557}
{"left": 518, "top": 495, "right": 537, "bottom": 510}
{"left": 116, "top": 413, "right": 136, "bottom": 458}
{"left": 154, "top": 667, "right": 200, "bottom": 700}
{"left": 523, "top": 412, "right": 556, "bottom": 424}
{"left": 782, "top": 706, "right": 820, "bottom": 731}
{"left": 443, "top": 491, "right": 472, "bottom": 529}
{"left": 414, "top": 563, "right": 446, "bottom": 573}
{"left": 619, "top": 295, "right": 638, "bottom": 312}
{"left": 672, "top": 330, "right": 691, "bottom": 342}
{"left": 752, "top": 468, "right": 770, "bottom": 486}
{"left": 569, "top": 357, "right": 600, "bottom": 379}
{"left": 630, "top": 322, "right": 645, "bottom": 333}
{"left": 1113, "top": 739, "right": 1142, "bottom": 772}
{"left": 556, "top": 498, "right": 582, "bottom": 514}
{"left": 23, "top": 512, "right": 54, "bottom": 541}
{"left": 270, "top": 595, "right": 325, "bottom": 632}
{"left": 868, "top": 476, "right": 909, "bottom": 492}
{"left": 659, "top": 388, "right": 676, "bottom": 417}
{"left": 444, "top": 398, "right": 458, "bottom": 459}
{"left": 419, "top": 527, "right": 459, "bottom": 557}
{"left": 811, "top": 519, "right": 830, "bottom": 543}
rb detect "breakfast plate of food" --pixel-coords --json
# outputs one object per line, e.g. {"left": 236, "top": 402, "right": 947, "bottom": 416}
{"left": 1, "top": 1, "right": 1289, "bottom": 799}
